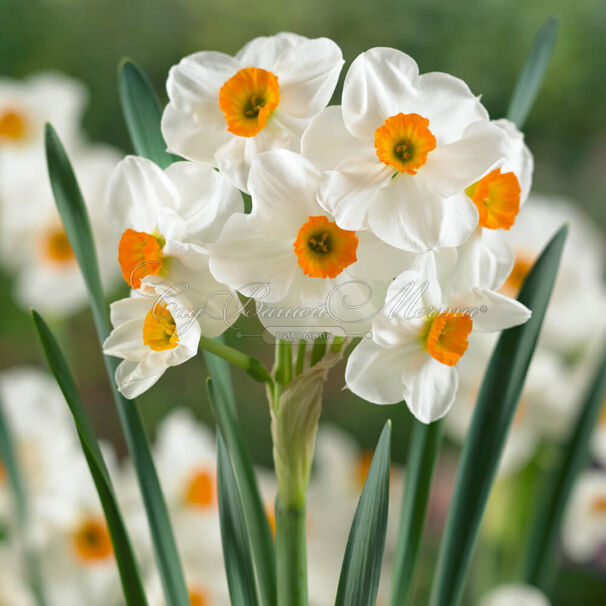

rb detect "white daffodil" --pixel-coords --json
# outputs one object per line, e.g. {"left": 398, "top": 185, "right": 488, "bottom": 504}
{"left": 479, "top": 583, "right": 550, "bottom": 606}
{"left": 502, "top": 194, "right": 606, "bottom": 358}
{"left": 562, "top": 470, "right": 606, "bottom": 563}
{"left": 301, "top": 47, "right": 509, "bottom": 252}
{"left": 209, "top": 149, "right": 413, "bottom": 339}
{"left": 345, "top": 249, "right": 531, "bottom": 423}
{"left": 105, "top": 155, "right": 243, "bottom": 335}
{"left": 103, "top": 280, "right": 202, "bottom": 399}
{"left": 446, "top": 332, "right": 575, "bottom": 476}
{"left": 0, "top": 145, "right": 122, "bottom": 316}
{"left": 456, "top": 119, "right": 534, "bottom": 291}
{"left": 162, "top": 32, "right": 344, "bottom": 192}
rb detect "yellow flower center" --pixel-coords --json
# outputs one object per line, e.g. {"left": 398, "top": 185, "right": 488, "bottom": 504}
{"left": 293, "top": 215, "right": 358, "bottom": 279}
{"left": 218, "top": 67, "right": 280, "bottom": 137}
{"left": 466, "top": 169, "right": 521, "bottom": 230}
{"left": 374, "top": 113, "right": 436, "bottom": 174}
{"left": 502, "top": 252, "right": 534, "bottom": 297}
{"left": 184, "top": 468, "right": 215, "bottom": 509}
{"left": 590, "top": 495, "right": 606, "bottom": 514}
{"left": 72, "top": 517, "right": 113, "bottom": 563}
{"left": 424, "top": 312, "right": 473, "bottom": 366}
{"left": 142, "top": 302, "right": 179, "bottom": 351}
{"left": 41, "top": 227, "right": 75, "bottom": 265}
{"left": 188, "top": 586, "right": 209, "bottom": 606}
{"left": 0, "top": 109, "right": 28, "bottom": 142}
{"left": 118, "top": 228, "right": 167, "bottom": 289}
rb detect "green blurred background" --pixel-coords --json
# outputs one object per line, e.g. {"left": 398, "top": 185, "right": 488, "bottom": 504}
{"left": 0, "top": 1, "right": 605, "bottom": 602}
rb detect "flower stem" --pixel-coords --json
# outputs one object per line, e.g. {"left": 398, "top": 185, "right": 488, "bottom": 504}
{"left": 295, "top": 340, "right": 306, "bottom": 376}
{"left": 275, "top": 496, "right": 308, "bottom": 606}
{"left": 198, "top": 336, "right": 271, "bottom": 385}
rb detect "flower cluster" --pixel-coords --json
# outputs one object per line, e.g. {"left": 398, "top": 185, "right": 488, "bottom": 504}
{"left": 100, "top": 32, "right": 537, "bottom": 423}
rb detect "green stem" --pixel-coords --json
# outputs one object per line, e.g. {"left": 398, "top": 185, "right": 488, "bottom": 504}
{"left": 310, "top": 333, "right": 327, "bottom": 366}
{"left": 295, "top": 340, "right": 306, "bottom": 376}
{"left": 391, "top": 419, "right": 443, "bottom": 606}
{"left": 199, "top": 336, "right": 271, "bottom": 385}
{"left": 282, "top": 341, "right": 292, "bottom": 386}
{"left": 276, "top": 496, "right": 307, "bottom": 606}
{"left": 330, "top": 336, "right": 346, "bottom": 353}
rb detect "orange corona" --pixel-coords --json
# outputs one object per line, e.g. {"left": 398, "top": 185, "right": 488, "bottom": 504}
{"left": 72, "top": 517, "right": 113, "bottom": 563}
{"left": 118, "top": 228, "right": 166, "bottom": 288}
{"left": 425, "top": 312, "right": 473, "bottom": 366}
{"left": 184, "top": 468, "right": 215, "bottom": 509}
{"left": 219, "top": 67, "right": 280, "bottom": 137}
{"left": 466, "top": 169, "right": 521, "bottom": 230}
{"left": 0, "top": 109, "right": 27, "bottom": 141}
{"left": 142, "top": 302, "right": 179, "bottom": 351}
{"left": 43, "top": 228, "right": 75, "bottom": 264}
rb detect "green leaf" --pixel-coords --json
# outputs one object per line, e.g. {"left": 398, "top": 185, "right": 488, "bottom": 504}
{"left": 506, "top": 17, "right": 558, "bottom": 128}
{"left": 390, "top": 419, "right": 443, "bottom": 606}
{"left": 118, "top": 59, "right": 178, "bottom": 168}
{"left": 429, "top": 225, "right": 568, "bottom": 606}
{"left": 336, "top": 421, "right": 391, "bottom": 606}
{"left": 217, "top": 432, "right": 260, "bottom": 606}
{"left": 523, "top": 347, "right": 606, "bottom": 591}
{"left": 206, "top": 379, "right": 276, "bottom": 606}
{"left": 45, "top": 124, "right": 189, "bottom": 606}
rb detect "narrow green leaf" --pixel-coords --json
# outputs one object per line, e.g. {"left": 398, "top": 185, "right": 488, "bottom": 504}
{"left": 118, "top": 59, "right": 178, "bottom": 168}
{"left": 217, "top": 432, "right": 260, "bottom": 606}
{"left": 390, "top": 419, "right": 443, "bottom": 606}
{"left": 32, "top": 310, "right": 148, "bottom": 606}
{"left": 429, "top": 225, "right": 568, "bottom": 606}
{"left": 206, "top": 379, "right": 276, "bottom": 606}
{"left": 336, "top": 421, "right": 391, "bottom": 606}
{"left": 523, "top": 348, "right": 606, "bottom": 591}
{"left": 45, "top": 125, "right": 189, "bottom": 606}
{"left": 506, "top": 17, "right": 558, "bottom": 128}
{"left": 0, "top": 393, "right": 47, "bottom": 606}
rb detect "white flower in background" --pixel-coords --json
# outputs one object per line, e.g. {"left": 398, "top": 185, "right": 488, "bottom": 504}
{"left": 479, "top": 583, "right": 550, "bottom": 606}
{"left": 0, "top": 546, "right": 33, "bottom": 606}
{"left": 162, "top": 32, "right": 343, "bottom": 192}
{"left": 105, "top": 155, "right": 243, "bottom": 333}
{"left": 103, "top": 280, "right": 202, "bottom": 398}
{"left": 562, "top": 470, "right": 606, "bottom": 562}
{"left": 502, "top": 194, "right": 606, "bottom": 357}
{"left": 345, "top": 250, "right": 531, "bottom": 422}
{"left": 456, "top": 119, "right": 533, "bottom": 291}
{"left": 209, "top": 149, "right": 413, "bottom": 338}
{"left": 0, "top": 73, "right": 85, "bottom": 161}
{"left": 302, "top": 47, "right": 509, "bottom": 252}
{"left": 0, "top": 145, "right": 122, "bottom": 316}
{"left": 445, "top": 332, "right": 576, "bottom": 476}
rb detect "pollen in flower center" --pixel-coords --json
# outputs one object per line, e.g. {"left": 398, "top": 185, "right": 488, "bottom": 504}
{"left": 184, "top": 468, "right": 215, "bottom": 509}
{"left": 465, "top": 169, "right": 521, "bottom": 230}
{"left": 118, "top": 228, "right": 167, "bottom": 289}
{"left": 219, "top": 67, "right": 280, "bottom": 137}
{"left": 293, "top": 215, "right": 358, "bottom": 279}
{"left": 0, "top": 109, "right": 27, "bottom": 142}
{"left": 42, "top": 227, "right": 75, "bottom": 265}
{"left": 424, "top": 312, "right": 473, "bottom": 366}
{"left": 72, "top": 518, "right": 113, "bottom": 563}
{"left": 374, "top": 112, "right": 436, "bottom": 174}
{"left": 142, "top": 302, "right": 179, "bottom": 351}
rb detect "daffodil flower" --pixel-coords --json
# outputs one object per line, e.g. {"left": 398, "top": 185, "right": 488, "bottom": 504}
{"left": 105, "top": 155, "right": 243, "bottom": 336}
{"left": 102, "top": 280, "right": 202, "bottom": 399}
{"left": 302, "top": 47, "right": 510, "bottom": 252}
{"left": 208, "top": 149, "right": 413, "bottom": 337}
{"left": 345, "top": 250, "right": 531, "bottom": 423}
{"left": 162, "top": 32, "right": 344, "bottom": 192}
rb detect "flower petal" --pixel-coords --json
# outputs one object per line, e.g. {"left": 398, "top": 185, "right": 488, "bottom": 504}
{"left": 103, "top": 318, "right": 147, "bottom": 361}
{"left": 114, "top": 359, "right": 165, "bottom": 400}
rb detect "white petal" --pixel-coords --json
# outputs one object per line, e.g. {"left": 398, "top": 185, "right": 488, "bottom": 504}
{"left": 103, "top": 319, "right": 147, "bottom": 361}
{"left": 317, "top": 160, "right": 391, "bottom": 231}
{"left": 449, "top": 287, "right": 531, "bottom": 332}
{"left": 402, "top": 355, "right": 458, "bottom": 423}
{"left": 350, "top": 230, "right": 415, "bottom": 282}
{"left": 273, "top": 37, "right": 343, "bottom": 119}
{"left": 421, "top": 120, "right": 509, "bottom": 197}
{"left": 301, "top": 106, "right": 370, "bottom": 171}
{"left": 109, "top": 296, "right": 153, "bottom": 327}
{"left": 345, "top": 338, "right": 411, "bottom": 404}
{"left": 235, "top": 33, "right": 309, "bottom": 67}
{"left": 104, "top": 156, "right": 180, "bottom": 232}
{"left": 114, "top": 359, "right": 165, "bottom": 400}
{"left": 161, "top": 103, "right": 231, "bottom": 165}
{"left": 342, "top": 47, "right": 421, "bottom": 139}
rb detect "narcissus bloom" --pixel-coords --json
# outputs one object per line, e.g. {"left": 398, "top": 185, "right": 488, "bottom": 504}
{"left": 162, "top": 33, "right": 343, "bottom": 192}
{"left": 345, "top": 250, "right": 531, "bottom": 423}
{"left": 105, "top": 155, "right": 243, "bottom": 336}
{"left": 302, "top": 48, "right": 509, "bottom": 252}
{"left": 209, "top": 149, "right": 413, "bottom": 337}
{"left": 102, "top": 281, "right": 202, "bottom": 398}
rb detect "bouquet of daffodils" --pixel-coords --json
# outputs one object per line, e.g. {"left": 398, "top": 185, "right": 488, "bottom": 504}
{"left": 1, "top": 17, "right": 605, "bottom": 606}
